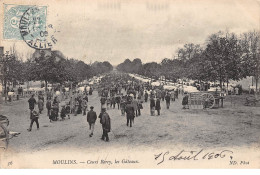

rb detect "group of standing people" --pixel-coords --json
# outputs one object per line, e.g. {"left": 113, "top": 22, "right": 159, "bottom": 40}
{"left": 69, "top": 92, "right": 89, "bottom": 116}
{"left": 26, "top": 85, "right": 112, "bottom": 143}
{"left": 27, "top": 88, "right": 90, "bottom": 129}
{"left": 147, "top": 87, "right": 182, "bottom": 116}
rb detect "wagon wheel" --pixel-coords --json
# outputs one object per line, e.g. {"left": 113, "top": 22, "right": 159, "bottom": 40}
{"left": 201, "top": 93, "right": 215, "bottom": 109}
{"left": 0, "top": 124, "right": 9, "bottom": 151}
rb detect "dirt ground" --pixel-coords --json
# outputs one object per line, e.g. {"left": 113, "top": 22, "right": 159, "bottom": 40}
{"left": 0, "top": 91, "right": 259, "bottom": 168}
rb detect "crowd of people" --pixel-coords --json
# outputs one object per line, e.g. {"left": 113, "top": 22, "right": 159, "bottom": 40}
{"left": 26, "top": 72, "right": 187, "bottom": 142}
{"left": 97, "top": 73, "right": 187, "bottom": 127}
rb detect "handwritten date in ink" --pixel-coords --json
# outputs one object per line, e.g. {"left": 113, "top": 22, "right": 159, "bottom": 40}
{"left": 154, "top": 149, "right": 233, "bottom": 165}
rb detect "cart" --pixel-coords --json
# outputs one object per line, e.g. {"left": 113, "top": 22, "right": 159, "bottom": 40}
{"left": 0, "top": 115, "right": 9, "bottom": 150}
{"left": 188, "top": 91, "right": 225, "bottom": 109}
{"left": 0, "top": 115, "right": 21, "bottom": 152}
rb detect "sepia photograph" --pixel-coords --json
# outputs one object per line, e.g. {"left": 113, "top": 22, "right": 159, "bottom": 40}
{"left": 0, "top": 0, "right": 259, "bottom": 169}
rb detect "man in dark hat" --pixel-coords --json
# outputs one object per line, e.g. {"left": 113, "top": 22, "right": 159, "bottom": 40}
{"left": 125, "top": 102, "right": 135, "bottom": 127}
{"left": 99, "top": 108, "right": 111, "bottom": 142}
{"left": 182, "top": 92, "right": 189, "bottom": 109}
{"left": 46, "top": 97, "right": 52, "bottom": 117}
{"left": 87, "top": 106, "right": 97, "bottom": 137}
{"left": 155, "top": 98, "right": 161, "bottom": 116}
{"left": 144, "top": 91, "right": 148, "bottom": 102}
{"left": 150, "top": 97, "right": 155, "bottom": 116}
{"left": 165, "top": 92, "right": 171, "bottom": 109}
{"left": 27, "top": 110, "right": 39, "bottom": 131}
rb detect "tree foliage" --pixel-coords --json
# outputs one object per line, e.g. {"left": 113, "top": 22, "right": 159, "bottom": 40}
{"left": 1, "top": 50, "right": 113, "bottom": 89}
{"left": 117, "top": 30, "right": 260, "bottom": 91}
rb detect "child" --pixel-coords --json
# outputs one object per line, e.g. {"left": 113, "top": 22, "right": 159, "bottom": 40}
{"left": 49, "top": 108, "right": 54, "bottom": 122}
{"left": 155, "top": 98, "right": 161, "bottom": 116}
{"left": 120, "top": 99, "right": 126, "bottom": 116}
{"left": 182, "top": 92, "right": 189, "bottom": 109}
{"left": 50, "top": 103, "right": 59, "bottom": 122}
{"left": 60, "top": 105, "right": 66, "bottom": 120}
{"left": 138, "top": 100, "right": 143, "bottom": 116}
{"left": 65, "top": 103, "right": 71, "bottom": 119}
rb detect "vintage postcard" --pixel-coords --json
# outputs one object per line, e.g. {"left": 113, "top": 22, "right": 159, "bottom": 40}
{"left": 0, "top": 0, "right": 259, "bottom": 169}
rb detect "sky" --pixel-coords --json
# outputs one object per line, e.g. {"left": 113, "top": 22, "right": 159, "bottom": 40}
{"left": 1, "top": 0, "right": 259, "bottom": 65}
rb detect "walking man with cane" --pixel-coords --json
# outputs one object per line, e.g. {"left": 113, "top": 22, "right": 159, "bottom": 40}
{"left": 99, "top": 108, "right": 111, "bottom": 142}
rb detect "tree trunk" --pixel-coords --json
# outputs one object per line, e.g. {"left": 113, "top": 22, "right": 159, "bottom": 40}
{"left": 219, "top": 74, "right": 222, "bottom": 91}
{"left": 4, "top": 78, "right": 7, "bottom": 102}
{"left": 45, "top": 80, "right": 48, "bottom": 97}
{"left": 226, "top": 79, "right": 229, "bottom": 94}
{"left": 199, "top": 79, "right": 201, "bottom": 91}
{"left": 70, "top": 81, "right": 72, "bottom": 98}
{"left": 256, "top": 75, "right": 258, "bottom": 97}
{"left": 182, "top": 79, "right": 184, "bottom": 92}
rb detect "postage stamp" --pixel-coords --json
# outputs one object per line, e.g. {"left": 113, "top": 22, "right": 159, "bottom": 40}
{"left": 19, "top": 6, "right": 56, "bottom": 49}
{"left": 3, "top": 4, "right": 47, "bottom": 40}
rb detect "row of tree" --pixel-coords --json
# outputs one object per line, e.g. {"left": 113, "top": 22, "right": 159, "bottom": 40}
{"left": 1, "top": 49, "right": 113, "bottom": 91}
{"left": 117, "top": 31, "right": 260, "bottom": 91}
